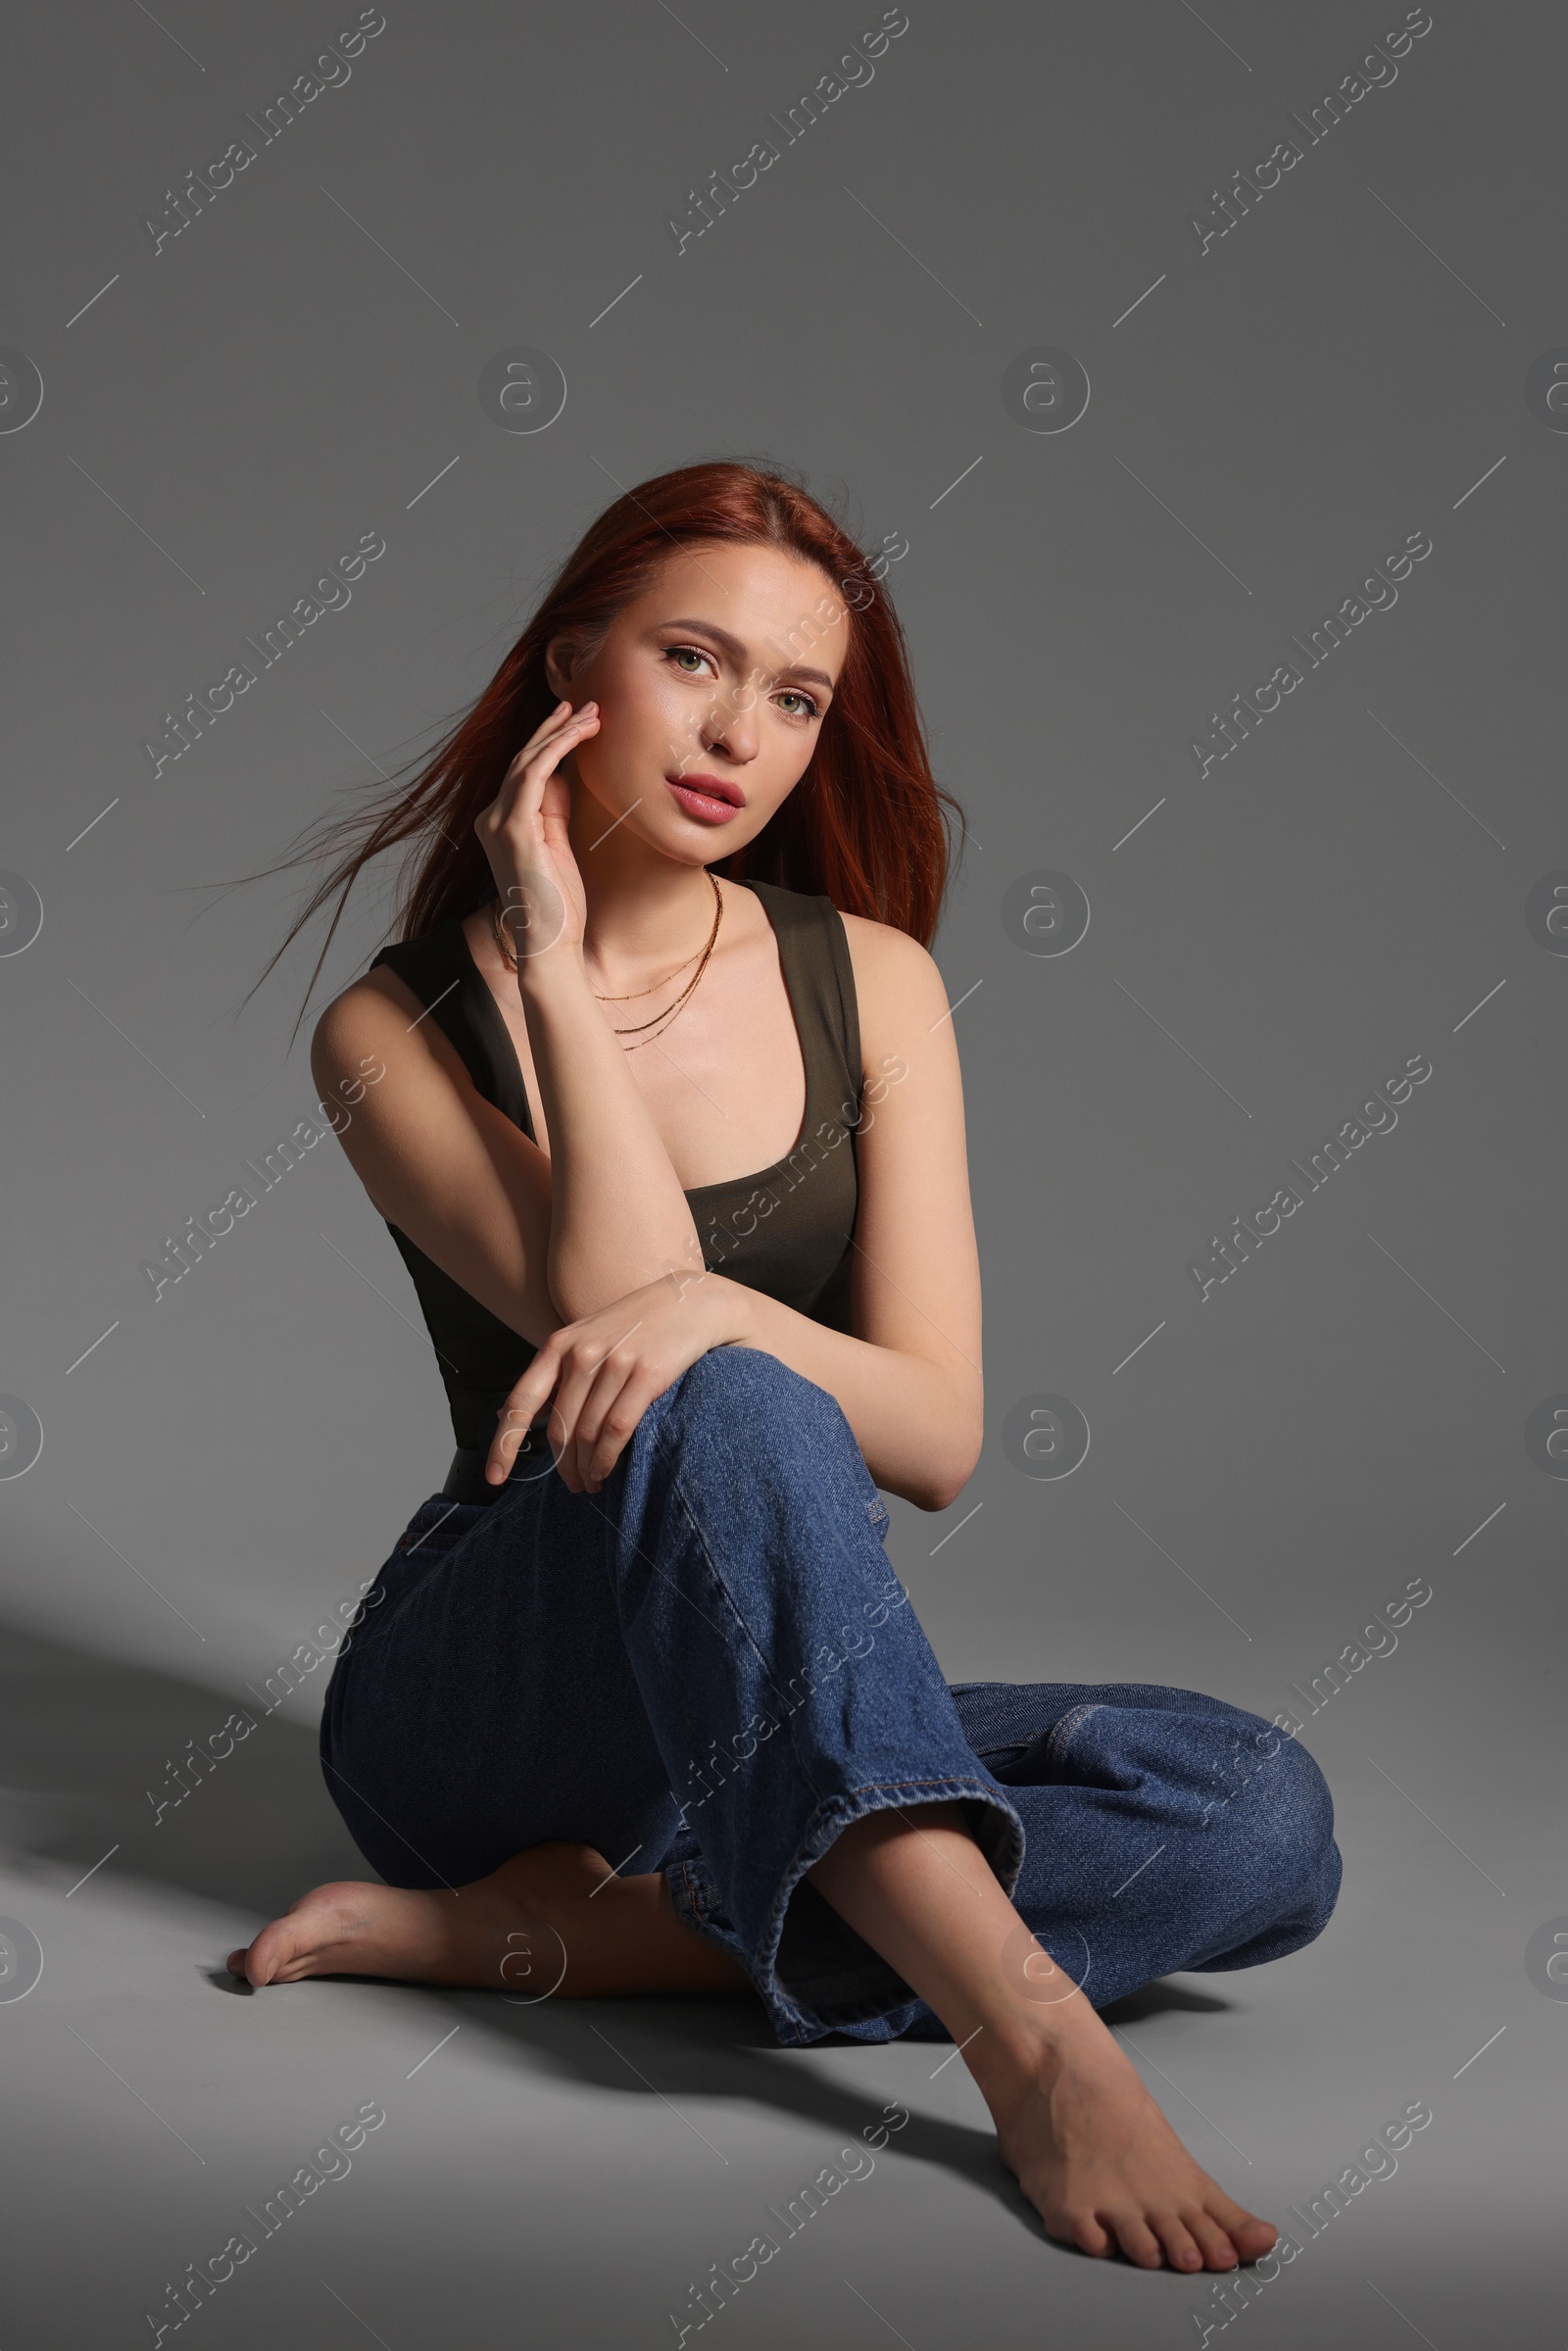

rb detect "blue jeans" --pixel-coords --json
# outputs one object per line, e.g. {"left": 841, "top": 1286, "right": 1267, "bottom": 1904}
{"left": 320, "top": 1348, "right": 1341, "bottom": 2046}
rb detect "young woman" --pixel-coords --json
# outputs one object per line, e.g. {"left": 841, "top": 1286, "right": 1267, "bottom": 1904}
{"left": 230, "top": 463, "right": 1340, "bottom": 2275}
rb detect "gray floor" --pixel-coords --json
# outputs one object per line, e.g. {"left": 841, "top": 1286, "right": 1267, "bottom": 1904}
{"left": 0, "top": 1619, "right": 1555, "bottom": 2349}
{"left": 3, "top": 0, "right": 1561, "bottom": 2338}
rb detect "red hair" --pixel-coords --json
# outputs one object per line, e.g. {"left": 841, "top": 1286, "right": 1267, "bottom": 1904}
{"left": 257, "top": 462, "right": 962, "bottom": 1028}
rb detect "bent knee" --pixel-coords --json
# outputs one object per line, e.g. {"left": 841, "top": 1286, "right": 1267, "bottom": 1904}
{"left": 1268, "top": 1728, "right": 1337, "bottom": 1860}
{"left": 1200, "top": 1713, "right": 1337, "bottom": 1865}
{"left": 663, "top": 1344, "right": 842, "bottom": 1429}
{"left": 1194, "top": 1711, "right": 1335, "bottom": 1834}
{"left": 638, "top": 1347, "right": 867, "bottom": 1504}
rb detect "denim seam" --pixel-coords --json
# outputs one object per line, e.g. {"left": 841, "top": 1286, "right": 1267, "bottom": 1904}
{"left": 647, "top": 1412, "right": 844, "bottom": 1808}
{"left": 1046, "top": 1700, "right": 1103, "bottom": 1770}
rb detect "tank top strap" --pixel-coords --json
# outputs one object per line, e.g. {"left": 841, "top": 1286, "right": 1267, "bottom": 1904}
{"left": 746, "top": 880, "right": 862, "bottom": 1131}
{"left": 368, "top": 916, "right": 535, "bottom": 1138}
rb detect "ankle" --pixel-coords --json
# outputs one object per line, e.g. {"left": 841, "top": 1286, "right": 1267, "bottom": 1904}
{"left": 964, "top": 1988, "right": 1106, "bottom": 2101}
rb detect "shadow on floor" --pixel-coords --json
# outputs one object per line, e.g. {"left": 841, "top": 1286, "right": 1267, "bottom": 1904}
{"left": 0, "top": 1617, "right": 1233, "bottom": 2220}
{"left": 0, "top": 1617, "right": 368, "bottom": 1919}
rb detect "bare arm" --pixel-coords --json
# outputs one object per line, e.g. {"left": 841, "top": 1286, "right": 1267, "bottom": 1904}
{"left": 308, "top": 697, "right": 709, "bottom": 1372}
{"left": 318, "top": 661, "right": 980, "bottom": 1509}
{"left": 479, "top": 697, "right": 703, "bottom": 1319}
{"left": 310, "top": 973, "right": 563, "bottom": 1349}
{"left": 487, "top": 918, "right": 984, "bottom": 1511}
{"left": 305, "top": 948, "right": 707, "bottom": 1359}
{"left": 515, "top": 946, "right": 702, "bottom": 1322}
{"left": 727, "top": 913, "right": 982, "bottom": 1505}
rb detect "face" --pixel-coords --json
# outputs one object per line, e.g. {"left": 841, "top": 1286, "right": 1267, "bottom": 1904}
{"left": 549, "top": 541, "right": 851, "bottom": 863}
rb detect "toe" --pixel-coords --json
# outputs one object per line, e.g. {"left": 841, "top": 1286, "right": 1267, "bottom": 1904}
{"left": 1064, "top": 2211, "right": 1113, "bottom": 2259}
{"left": 233, "top": 1921, "right": 293, "bottom": 1986}
{"left": 1207, "top": 2196, "right": 1277, "bottom": 2262}
{"left": 1114, "top": 2213, "right": 1167, "bottom": 2270}
{"left": 1182, "top": 2208, "right": 1241, "bottom": 2270}
{"left": 1149, "top": 2211, "right": 1205, "bottom": 2273}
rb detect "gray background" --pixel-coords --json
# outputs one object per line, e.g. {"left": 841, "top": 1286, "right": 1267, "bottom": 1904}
{"left": 0, "top": 0, "right": 1561, "bottom": 2342}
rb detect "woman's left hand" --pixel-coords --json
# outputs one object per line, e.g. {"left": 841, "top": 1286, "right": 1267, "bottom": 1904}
{"left": 486, "top": 1266, "right": 757, "bottom": 1495}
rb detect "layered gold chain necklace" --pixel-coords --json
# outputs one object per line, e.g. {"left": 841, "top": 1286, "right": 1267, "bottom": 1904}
{"left": 491, "top": 872, "right": 723, "bottom": 1051}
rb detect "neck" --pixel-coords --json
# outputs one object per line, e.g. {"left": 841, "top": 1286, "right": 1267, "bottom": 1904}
{"left": 564, "top": 776, "right": 720, "bottom": 990}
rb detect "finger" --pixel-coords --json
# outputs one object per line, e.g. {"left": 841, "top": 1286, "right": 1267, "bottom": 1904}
{"left": 486, "top": 1404, "right": 550, "bottom": 1487}
{"left": 478, "top": 706, "right": 600, "bottom": 846}
{"left": 492, "top": 724, "right": 601, "bottom": 879}
{"left": 489, "top": 1351, "right": 562, "bottom": 1463}
{"left": 579, "top": 1367, "right": 646, "bottom": 1491}
{"left": 509, "top": 701, "right": 600, "bottom": 778}
{"left": 583, "top": 1363, "right": 670, "bottom": 1489}
{"left": 541, "top": 1339, "right": 613, "bottom": 1493}
{"left": 505, "top": 698, "right": 575, "bottom": 772}
{"left": 500, "top": 704, "right": 600, "bottom": 808}
{"left": 568, "top": 1353, "right": 631, "bottom": 1474}
{"left": 544, "top": 1409, "right": 582, "bottom": 1494}
{"left": 570, "top": 1335, "right": 653, "bottom": 1456}
{"left": 486, "top": 1352, "right": 565, "bottom": 1483}
{"left": 569, "top": 1360, "right": 636, "bottom": 1491}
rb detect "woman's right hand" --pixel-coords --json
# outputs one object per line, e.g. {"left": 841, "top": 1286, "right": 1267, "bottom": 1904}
{"left": 474, "top": 697, "right": 601, "bottom": 964}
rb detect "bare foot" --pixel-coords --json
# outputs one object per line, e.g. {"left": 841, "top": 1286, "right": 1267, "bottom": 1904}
{"left": 226, "top": 1842, "right": 748, "bottom": 1998}
{"left": 974, "top": 2005, "right": 1277, "bottom": 2273}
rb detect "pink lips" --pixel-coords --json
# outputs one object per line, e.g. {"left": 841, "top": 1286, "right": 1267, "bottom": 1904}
{"left": 664, "top": 771, "right": 746, "bottom": 824}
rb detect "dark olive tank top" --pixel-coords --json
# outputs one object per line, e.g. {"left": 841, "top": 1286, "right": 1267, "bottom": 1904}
{"left": 368, "top": 880, "right": 863, "bottom": 1452}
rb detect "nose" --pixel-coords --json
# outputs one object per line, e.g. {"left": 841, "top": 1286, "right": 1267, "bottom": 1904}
{"left": 702, "top": 680, "right": 760, "bottom": 762}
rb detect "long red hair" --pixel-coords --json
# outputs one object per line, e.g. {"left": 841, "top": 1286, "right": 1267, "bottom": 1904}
{"left": 256, "top": 462, "right": 962, "bottom": 1030}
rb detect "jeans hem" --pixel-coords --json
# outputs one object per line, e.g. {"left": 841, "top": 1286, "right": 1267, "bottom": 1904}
{"left": 667, "top": 1772, "right": 1026, "bottom": 2047}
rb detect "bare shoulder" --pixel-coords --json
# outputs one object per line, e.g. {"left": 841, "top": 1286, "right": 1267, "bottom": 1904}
{"left": 309, "top": 965, "right": 426, "bottom": 1092}
{"left": 310, "top": 963, "right": 409, "bottom": 1067}
{"left": 837, "top": 910, "right": 952, "bottom": 1054}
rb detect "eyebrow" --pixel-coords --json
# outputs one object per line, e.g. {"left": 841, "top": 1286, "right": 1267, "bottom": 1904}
{"left": 657, "top": 615, "right": 836, "bottom": 694}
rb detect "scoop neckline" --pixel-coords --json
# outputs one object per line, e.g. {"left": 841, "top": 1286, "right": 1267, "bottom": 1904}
{"left": 450, "top": 879, "right": 820, "bottom": 1202}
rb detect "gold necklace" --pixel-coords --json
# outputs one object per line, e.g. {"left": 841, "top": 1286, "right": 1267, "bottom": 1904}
{"left": 490, "top": 873, "right": 724, "bottom": 1048}
{"left": 488, "top": 894, "right": 706, "bottom": 1000}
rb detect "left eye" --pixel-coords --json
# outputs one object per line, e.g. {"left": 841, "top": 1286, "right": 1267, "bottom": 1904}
{"left": 776, "top": 691, "right": 817, "bottom": 718}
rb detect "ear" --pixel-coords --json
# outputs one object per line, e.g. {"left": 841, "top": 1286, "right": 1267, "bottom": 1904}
{"left": 543, "top": 634, "right": 580, "bottom": 700}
